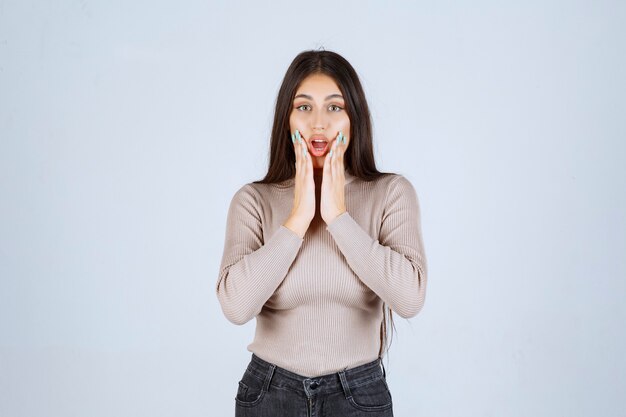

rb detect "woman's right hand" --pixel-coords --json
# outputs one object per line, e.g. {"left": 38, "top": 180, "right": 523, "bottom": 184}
{"left": 283, "top": 129, "right": 315, "bottom": 238}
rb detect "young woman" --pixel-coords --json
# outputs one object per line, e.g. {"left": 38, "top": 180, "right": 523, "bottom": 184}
{"left": 217, "top": 49, "right": 428, "bottom": 416}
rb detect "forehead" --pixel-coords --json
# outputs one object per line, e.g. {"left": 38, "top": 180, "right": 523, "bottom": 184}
{"left": 295, "top": 73, "right": 342, "bottom": 97}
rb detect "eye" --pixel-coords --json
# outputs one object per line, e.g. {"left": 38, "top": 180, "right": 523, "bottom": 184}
{"left": 329, "top": 104, "right": 343, "bottom": 112}
{"left": 296, "top": 104, "right": 311, "bottom": 111}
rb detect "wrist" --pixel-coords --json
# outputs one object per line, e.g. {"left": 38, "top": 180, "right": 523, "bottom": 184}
{"left": 326, "top": 209, "right": 347, "bottom": 225}
{"left": 283, "top": 216, "right": 309, "bottom": 239}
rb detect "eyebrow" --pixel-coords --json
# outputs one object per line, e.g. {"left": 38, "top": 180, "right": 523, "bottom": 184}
{"left": 294, "top": 93, "right": 344, "bottom": 101}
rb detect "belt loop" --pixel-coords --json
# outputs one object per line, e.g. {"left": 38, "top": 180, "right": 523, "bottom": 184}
{"left": 263, "top": 364, "right": 276, "bottom": 392}
{"left": 337, "top": 369, "right": 353, "bottom": 399}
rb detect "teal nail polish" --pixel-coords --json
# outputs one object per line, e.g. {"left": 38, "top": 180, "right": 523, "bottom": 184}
{"left": 291, "top": 133, "right": 295, "bottom": 143}
{"left": 296, "top": 130, "right": 302, "bottom": 143}
{"left": 329, "top": 149, "right": 333, "bottom": 157}
{"left": 303, "top": 145, "right": 307, "bottom": 156}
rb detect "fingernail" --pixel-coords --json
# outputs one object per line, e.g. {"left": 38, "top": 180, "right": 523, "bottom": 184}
{"left": 303, "top": 145, "right": 307, "bottom": 156}
{"left": 329, "top": 149, "right": 333, "bottom": 157}
{"left": 296, "top": 130, "right": 302, "bottom": 143}
{"left": 291, "top": 133, "right": 295, "bottom": 143}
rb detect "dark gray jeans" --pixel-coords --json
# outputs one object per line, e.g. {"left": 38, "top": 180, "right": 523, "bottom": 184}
{"left": 234, "top": 353, "right": 394, "bottom": 417}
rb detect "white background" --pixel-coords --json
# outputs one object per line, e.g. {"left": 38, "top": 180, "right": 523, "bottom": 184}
{"left": 1, "top": 1, "right": 624, "bottom": 416}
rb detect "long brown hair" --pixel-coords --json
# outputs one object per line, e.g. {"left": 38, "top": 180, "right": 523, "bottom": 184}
{"left": 253, "top": 49, "right": 398, "bottom": 360}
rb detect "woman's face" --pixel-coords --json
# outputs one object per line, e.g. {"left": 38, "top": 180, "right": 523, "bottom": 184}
{"left": 289, "top": 73, "right": 350, "bottom": 169}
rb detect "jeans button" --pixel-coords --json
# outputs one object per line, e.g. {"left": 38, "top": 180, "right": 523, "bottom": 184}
{"left": 310, "top": 381, "right": 319, "bottom": 389}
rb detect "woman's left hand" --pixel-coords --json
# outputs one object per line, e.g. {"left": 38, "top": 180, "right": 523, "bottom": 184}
{"left": 321, "top": 131, "right": 349, "bottom": 225}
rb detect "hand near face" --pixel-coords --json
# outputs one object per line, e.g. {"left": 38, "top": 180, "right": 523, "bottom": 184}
{"left": 321, "top": 131, "right": 349, "bottom": 225}
{"left": 282, "top": 130, "right": 316, "bottom": 239}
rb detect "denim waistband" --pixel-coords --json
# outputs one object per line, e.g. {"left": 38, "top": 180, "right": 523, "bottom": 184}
{"left": 245, "top": 353, "right": 386, "bottom": 398}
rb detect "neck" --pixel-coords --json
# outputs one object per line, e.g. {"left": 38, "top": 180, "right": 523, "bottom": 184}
{"left": 313, "top": 169, "right": 323, "bottom": 186}
{"left": 309, "top": 167, "right": 354, "bottom": 184}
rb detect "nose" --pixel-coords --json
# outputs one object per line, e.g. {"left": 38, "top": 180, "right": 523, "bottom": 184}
{"left": 311, "top": 108, "right": 328, "bottom": 131}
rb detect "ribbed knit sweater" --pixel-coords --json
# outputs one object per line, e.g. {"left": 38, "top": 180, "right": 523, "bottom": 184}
{"left": 216, "top": 168, "right": 428, "bottom": 377}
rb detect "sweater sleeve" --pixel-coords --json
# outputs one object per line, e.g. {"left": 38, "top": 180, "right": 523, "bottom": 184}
{"left": 325, "top": 175, "right": 428, "bottom": 318}
{"left": 216, "top": 184, "right": 304, "bottom": 325}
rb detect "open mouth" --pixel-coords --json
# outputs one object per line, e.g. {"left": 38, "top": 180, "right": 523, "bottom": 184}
{"left": 311, "top": 140, "right": 329, "bottom": 152}
{"left": 309, "top": 140, "right": 329, "bottom": 155}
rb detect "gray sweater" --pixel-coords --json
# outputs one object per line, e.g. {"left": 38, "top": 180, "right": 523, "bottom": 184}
{"left": 216, "top": 169, "right": 428, "bottom": 377}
